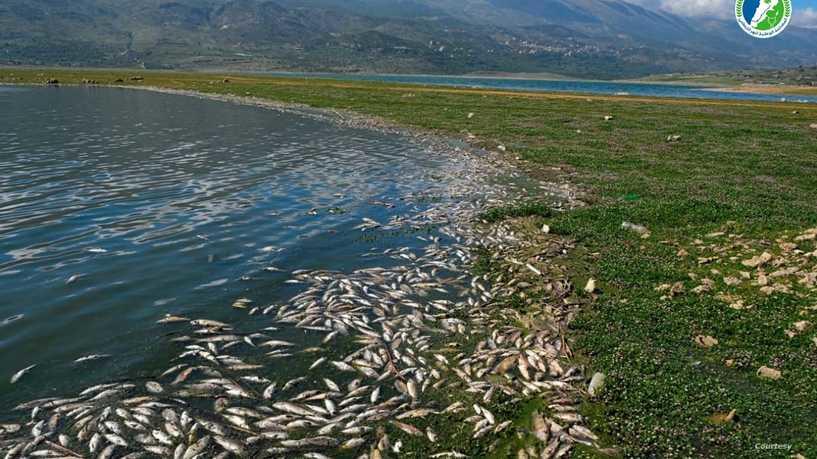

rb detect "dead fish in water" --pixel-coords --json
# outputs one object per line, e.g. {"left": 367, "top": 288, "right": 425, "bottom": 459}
{"left": 2, "top": 314, "right": 24, "bottom": 326}
{"left": 145, "top": 381, "right": 164, "bottom": 394}
{"left": 74, "top": 354, "right": 111, "bottom": 364}
{"left": 10, "top": 365, "right": 36, "bottom": 384}
{"left": 157, "top": 315, "right": 188, "bottom": 324}
{"left": 231, "top": 298, "right": 252, "bottom": 309}
{"left": 66, "top": 274, "right": 83, "bottom": 284}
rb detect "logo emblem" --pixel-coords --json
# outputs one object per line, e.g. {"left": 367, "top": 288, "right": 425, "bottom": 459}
{"left": 736, "top": 0, "right": 792, "bottom": 38}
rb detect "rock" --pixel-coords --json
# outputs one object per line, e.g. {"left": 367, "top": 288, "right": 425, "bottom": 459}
{"left": 129, "top": 75, "right": 144, "bottom": 81}
{"left": 757, "top": 366, "right": 782, "bottom": 380}
{"left": 588, "top": 372, "right": 606, "bottom": 396}
{"left": 497, "top": 145, "right": 506, "bottom": 152}
{"left": 604, "top": 115, "right": 614, "bottom": 121}
{"left": 541, "top": 224, "right": 550, "bottom": 234}
{"left": 43, "top": 79, "right": 59, "bottom": 86}
{"left": 223, "top": 78, "right": 231, "bottom": 83}
{"left": 694, "top": 335, "right": 718, "bottom": 348}
{"left": 666, "top": 134, "right": 682, "bottom": 142}
{"left": 113, "top": 78, "right": 124, "bottom": 83}
{"left": 810, "top": 123, "right": 817, "bottom": 129}
{"left": 467, "top": 112, "right": 475, "bottom": 119}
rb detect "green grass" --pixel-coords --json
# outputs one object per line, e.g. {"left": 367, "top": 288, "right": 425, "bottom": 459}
{"left": 481, "top": 202, "right": 553, "bottom": 224}
{"left": 3, "top": 68, "right": 817, "bottom": 457}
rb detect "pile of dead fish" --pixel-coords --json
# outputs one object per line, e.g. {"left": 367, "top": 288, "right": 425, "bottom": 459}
{"left": 1, "top": 140, "right": 597, "bottom": 458}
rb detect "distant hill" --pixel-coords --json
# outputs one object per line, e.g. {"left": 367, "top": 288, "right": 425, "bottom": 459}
{"left": 1, "top": 0, "right": 816, "bottom": 79}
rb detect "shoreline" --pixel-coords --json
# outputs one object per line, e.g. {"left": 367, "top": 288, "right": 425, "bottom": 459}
{"left": 5, "top": 72, "right": 817, "bottom": 107}
{"left": 0, "top": 81, "right": 597, "bottom": 457}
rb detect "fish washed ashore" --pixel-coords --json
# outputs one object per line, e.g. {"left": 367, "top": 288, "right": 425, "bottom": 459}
{"left": 0, "top": 86, "right": 600, "bottom": 458}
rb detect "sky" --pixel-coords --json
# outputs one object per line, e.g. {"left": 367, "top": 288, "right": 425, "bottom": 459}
{"left": 627, "top": 0, "right": 817, "bottom": 27}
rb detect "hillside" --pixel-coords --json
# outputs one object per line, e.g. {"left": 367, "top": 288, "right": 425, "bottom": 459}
{"left": 1, "top": 0, "right": 816, "bottom": 78}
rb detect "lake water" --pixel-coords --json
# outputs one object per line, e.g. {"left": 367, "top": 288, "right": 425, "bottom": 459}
{"left": 269, "top": 72, "right": 817, "bottom": 104}
{"left": 0, "top": 86, "right": 514, "bottom": 413}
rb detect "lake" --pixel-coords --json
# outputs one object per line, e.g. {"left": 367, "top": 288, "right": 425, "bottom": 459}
{"left": 267, "top": 72, "right": 817, "bottom": 104}
{"left": 0, "top": 86, "right": 522, "bottom": 408}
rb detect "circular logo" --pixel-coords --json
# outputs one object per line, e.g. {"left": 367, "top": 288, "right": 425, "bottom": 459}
{"left": 736, "top": 0, "right": 792, "bottom": 38}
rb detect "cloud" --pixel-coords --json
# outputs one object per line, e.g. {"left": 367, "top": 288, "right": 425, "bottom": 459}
{"left": 795, "top": 7, "right": 817, "bottom": 28}
{"left": 629, "top": 0, "right": 817, "bottom": 26}
{"left": 626, "top": 0, "right": 735, "bottom": 19}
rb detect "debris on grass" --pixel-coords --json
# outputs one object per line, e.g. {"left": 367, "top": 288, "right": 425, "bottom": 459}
{"left": 708, "top": 409, "right": 737, "bottom": 425}
{"left": 785, "top": 321, "right": 812, "bottom": 338}
{"left": 741, "top": 251, "right": 773, "bottom": 268}
{"left": 757, "top": 366, "right": 782, "bottom": 380}
{"left": 694, "top": 335, "right": 719, "bottom": 348}
{"left": 588, "top": 372, "right": 606, "bottom": 396}
{"left": 621, "top": 221, "right": 650, "bottom": 238}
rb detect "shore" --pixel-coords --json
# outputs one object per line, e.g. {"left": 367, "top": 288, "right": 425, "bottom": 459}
{"left": 704, "top": 83, "right": 817, "bottom": 97}
{"left": 2, "top": 68, "right": 817, "bottom": 457}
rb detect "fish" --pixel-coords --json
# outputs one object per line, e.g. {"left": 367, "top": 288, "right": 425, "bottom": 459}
{"left": 10, "top": 365, "right": 36, "bottom": 384}
{"left": 74, "top": 354, "right": 111, "bottom": 364}
{"left": 66, "top": 274, "right": 83, "bottom": 284}
{"left": 2, "top": 314, "right": 24, "bottom": 326}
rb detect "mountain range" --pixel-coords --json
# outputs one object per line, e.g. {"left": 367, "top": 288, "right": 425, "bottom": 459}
{"left": 2, "top": 0, "right": 816, "bottom": 78}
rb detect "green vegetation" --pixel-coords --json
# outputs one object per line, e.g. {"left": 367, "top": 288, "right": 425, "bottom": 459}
{"left": 4, "top": 69, "right": 817, "bottom": 457}
{"left": 644, "top": 66, "right": 817, "bottom": 95}
{"left": 481, "top": 202, "right": 553, "bottom": 224}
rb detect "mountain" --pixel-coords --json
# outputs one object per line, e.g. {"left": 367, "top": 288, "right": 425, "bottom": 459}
{"left": 1, "top": 0, "right": 816, "bottom": 79}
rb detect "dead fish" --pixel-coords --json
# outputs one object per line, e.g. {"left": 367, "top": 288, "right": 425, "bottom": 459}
{"left": 74, "top": 354, "right": 111, "bottom": 364}
{"left": 2, "top": 314, "right": 24, "bottom": 326}
{"left": 214, "top": 436, "right": 244, "bottom": 455}
{"left": 157, "top": 315, "right": 189, "bottom": 324}
{"left": 10, "top": 365, "right": 36, "bottom": 384}
{"left": 145, "top": 381, "right": 163, "bottom": 394}
{"left": 391, "top": 421, "right": 423, "bottom": 437}
{"left": 66, "top": 274, "right": 83, "bottom": 284}
{"left": 280, "top": 436, "right": 338, "bottom": 447}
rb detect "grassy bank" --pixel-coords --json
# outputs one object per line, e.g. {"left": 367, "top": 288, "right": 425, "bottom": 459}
{"left": 4, "top": 68, "right": 817, "bottom": 457}
{"left": 642, "top": 71, "right": 817, "bottom": 96}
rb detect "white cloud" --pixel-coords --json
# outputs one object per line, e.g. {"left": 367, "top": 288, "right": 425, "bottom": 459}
{"left": 628, "top": 0, "right": 817, "bottom": 26}
{"left": 659, "top": 0, "right": 734, "bottom": 19}
{"left": 626, "top": 0, "right": 735, "bottom": 19}
{"left": 795, "top": 7, "right": 817, "bottom": 28}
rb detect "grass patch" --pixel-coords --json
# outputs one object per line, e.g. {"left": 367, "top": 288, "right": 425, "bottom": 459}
{"left": 481, "top": 202, "right": 553, "bottom": 224}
